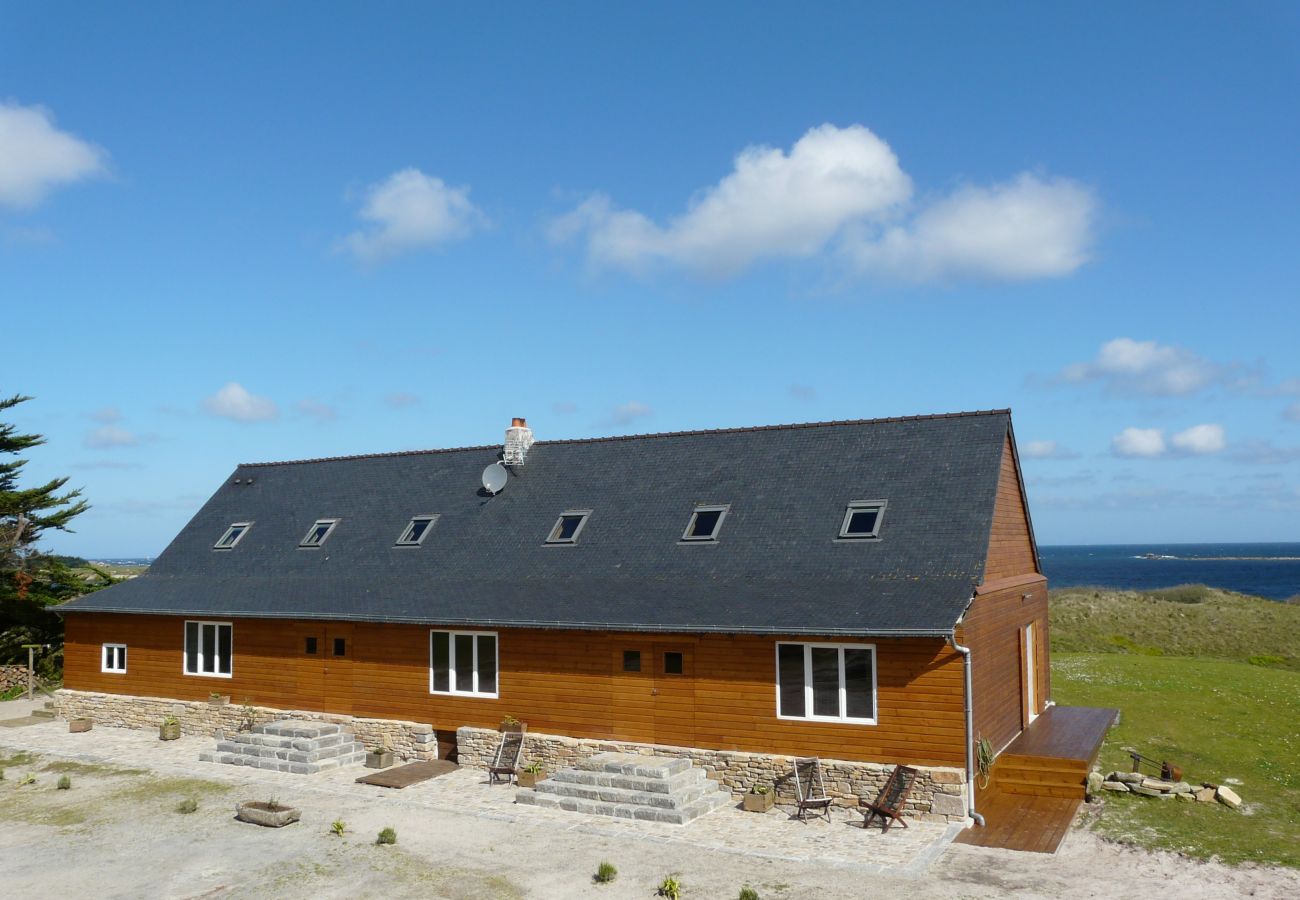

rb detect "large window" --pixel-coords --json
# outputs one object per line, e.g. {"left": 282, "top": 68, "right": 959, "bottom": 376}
{"left": 101, "top": 643, "right": 127, "bottom": 674}
{"left": 776, "top": 641, "right": 876, "bottom": 724}
{"left": 184, "top": 621, "right": 232, "bottom": 678}
{"left": 429, "top": 630, "right": 498, "bottom": 697}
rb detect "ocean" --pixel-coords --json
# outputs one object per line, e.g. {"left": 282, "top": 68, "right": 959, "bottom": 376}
{"left": 1041, "top": 543, "right": 1300, "bottom": 602}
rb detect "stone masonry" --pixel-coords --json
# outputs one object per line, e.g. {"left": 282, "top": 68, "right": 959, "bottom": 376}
{"left": 53, "top": 689, "right": 438, "bottom": 761}
{"left": 458, "top": 725, "right": 968, "bottom": 823}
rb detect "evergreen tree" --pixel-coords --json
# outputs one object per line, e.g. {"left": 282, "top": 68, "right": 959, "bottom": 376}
{"left": 1, "top": 394, "right": 109, "bottom": 672}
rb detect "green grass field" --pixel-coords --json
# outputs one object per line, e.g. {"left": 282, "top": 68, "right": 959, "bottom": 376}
{"left": 1050, "top": 585, "right": 1300, "bottom": 868}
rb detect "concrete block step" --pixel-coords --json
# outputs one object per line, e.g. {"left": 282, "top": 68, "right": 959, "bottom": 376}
{"left": 576, "top": 752, "right": 692, "bottom": 780}
{"left": 31, "top": 709, "right": 56, "bottom": 719}
{"left": 534, "top": 777, "right": 721, "bottom": 810}
{"left": 213, "top": 739, "right": 363, "bottom": 763}
{"left": 255, "top": 719, "right": 343, "bottom": 739}
{"left": 516, "top": 785, "right": 730, "bottom": 825}
{"left": 549, "top": 766, "right": 709, "bottom": 794}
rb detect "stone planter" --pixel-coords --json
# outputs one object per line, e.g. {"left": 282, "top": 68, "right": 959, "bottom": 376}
{"left": 235, "top": 801, "right": 301, "bottom": 828}
{"left": 159, "top": 722, "right": 181, "bottom": 741}
{"left": 517, "top": 768, "right": 547, "bottom": 789}
{"left": 68, "top": 717, "right": 93, "bottom": 733}
{"left": 365, "top": 750, "right": 395, "bottom": 769}
{"left": 743, "top": 790, "right": 775, "bottom": 813}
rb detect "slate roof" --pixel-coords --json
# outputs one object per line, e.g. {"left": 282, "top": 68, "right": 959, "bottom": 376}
{"left": 61, "top": 410, "right": 1018, "bottom": 636}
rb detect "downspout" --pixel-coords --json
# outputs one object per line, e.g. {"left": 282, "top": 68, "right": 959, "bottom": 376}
{"left": 949, "top": 630, "right": 985, "bottom": 827}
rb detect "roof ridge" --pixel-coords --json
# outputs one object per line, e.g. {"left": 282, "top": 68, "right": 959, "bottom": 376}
{"left": 240, "top": 408, "right": 1011, "bottom": 468}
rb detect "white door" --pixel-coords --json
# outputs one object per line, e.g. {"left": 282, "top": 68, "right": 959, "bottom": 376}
{"left": 1024, "top": 623, "right": 1038, "bottom": 724}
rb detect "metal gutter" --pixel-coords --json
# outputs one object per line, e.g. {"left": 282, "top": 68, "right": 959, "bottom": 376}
{"left": 949, "top": 628, "right": 985, "bottom": 828}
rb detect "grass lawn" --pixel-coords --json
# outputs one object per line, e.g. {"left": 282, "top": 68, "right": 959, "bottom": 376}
{"left": 1053, "top": 652, "right": 1300, "bottom": 868}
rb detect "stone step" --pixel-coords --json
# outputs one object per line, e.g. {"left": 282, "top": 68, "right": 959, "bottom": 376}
{"left": 516, "top": 785, "right": 732, "bottom": 825}
{"left": 548, "top": 765, "right": 711, "bottom": 795}
{"left": 255, "top": 719, "right": 343, "bottom": 739}
{"left": 576, "top": 752, "right": 692, "bottom": 779}
{"left": 199, "top": 749, "right": 367, "bottom": 775}
{"left": 213, "top": 739, "right": 364, "bottom": 764}
{"left": 201, "top": 718, "right": 363, "bottom": 775}
{"left": 31, "top": 709, "right": 56, "bottom": 719}
{"left": 533, "top": 776, "right": 721, "bottom": 810}
{"left": 220, "top": 731, "right": 349, "bottom": 752}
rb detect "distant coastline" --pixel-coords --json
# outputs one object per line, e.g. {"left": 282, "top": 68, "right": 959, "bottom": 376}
{"left": 1042, "top": 543, "right": 1300, "bottom": 601}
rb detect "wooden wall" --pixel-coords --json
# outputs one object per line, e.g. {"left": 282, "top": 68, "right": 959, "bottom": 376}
{"left": 984, "top": 432, "right": 1040, "bottom": 582}
{"left": 64, "top": 614, "right": 968, "bottom": 767}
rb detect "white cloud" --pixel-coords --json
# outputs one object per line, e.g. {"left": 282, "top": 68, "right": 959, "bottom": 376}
{"left": 296, "top": 398, "right": 337, "bottom": 423}
{"left": 338, "top": 168, "right": 485, "bottom": 263}
{"left": 1061, "top": 338, "right": 1220, "bottom": 396}
{"left": 606, "top": 401, "right": 653, "bottom": 426}
{"left": 848, "top": 173, "right": 1096, "bottom": 282}
{"left": 1285, "top": 402, "right": 1300, "bottom": 423}
{"left": 385, "top": 392, "right": 419, "bottom": 409}
{"left": 1023, "top": 439, "right": 1079, "bottom": 460}
{"left": 202, "top": 383, "right": 278, "bottom": 422}
{"left": 1111, "top": 427, "right": 1166, "bottom": 458}
{"left": 1170, "top": 423, "right": 1226, "bottom": 455}
{"left": 88, "top": 406, "right": 122, "bottom": 424}
{"left": 84, "top": 424, "right": 138, "bottom": 449}
{"left": 0, "top": 101, "right": 108, "bottom": 209}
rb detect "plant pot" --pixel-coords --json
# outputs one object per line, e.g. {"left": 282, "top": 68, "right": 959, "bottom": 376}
{"left": 236, "top": 801, "right": 301, "bottom": 828}
{"left": 68, "top": 717, "right": 93, "bottom": 733}
{"left": 160, "top": 722, "right": 181, "bottom": 741}
{"left": 517, "top": 769, "right": 547, "bottom": 789}
{"left": 365, "top": 751, "right": 394, "bottom": 769}
{"left": 208, "top": 695, "right": 231, "bottom": 706}
{"left": 743, "top": 791, "right": 775, "bottom": 812}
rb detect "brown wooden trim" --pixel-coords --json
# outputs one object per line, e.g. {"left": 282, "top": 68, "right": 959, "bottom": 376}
{"left": 975, "top": 573, "right": 1046, "bottom": 596}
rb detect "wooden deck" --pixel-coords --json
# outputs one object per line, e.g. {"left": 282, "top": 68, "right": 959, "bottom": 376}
{"left": 955, "top": 704, "right": 1118, "bottom": 853}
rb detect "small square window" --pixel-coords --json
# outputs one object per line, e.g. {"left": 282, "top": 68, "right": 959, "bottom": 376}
{"left": 546, "top": 510, "right": 591, "bottom": 544}
{"left": 305, "top": 637, "right": 318, "bottom": 655}
{"left": 623, "top": 650, "right": 641, "bottom": 672}
{"left": 214, "top": 522, "right": 251, "bottom": 549}
{"left": 299, "top": 519, "right": 339, "bottom": 548}
{"left": 681, "top": 505, "right": 729, "bottom": 542}
{"left": 396, "top": 515, "right": 437, "bottom": 547}
{"left": 333, "top": 638, "right": 346, "bottom": 657}
{"left": 663, "top": 651, "right": 684, "bottom": 675}
{"left": 101, "top": 643, "right": 127, "bottom": 673}
{"left": 839, "top": 501, "right": 887, "bottom": 539}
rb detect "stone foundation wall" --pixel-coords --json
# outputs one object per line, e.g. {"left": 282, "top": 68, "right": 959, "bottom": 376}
{"left": 53, "top": 689, "right": 439, "bottom": 761}
{"left": 0, "top": 665, "right": 27, "bottom": 693}
{"left": 457, "top": 725, "right": 968, "bottom": 823}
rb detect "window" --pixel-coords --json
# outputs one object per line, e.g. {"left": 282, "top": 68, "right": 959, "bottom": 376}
{"left": 622, "top": 650, "right": 641, "bottom": 672}
{"left": 775, "top": 642, "right": 876, "bottom": 724}
{"left": 333, "top": 638, "right": 346, "bottom": 657}
{"left": 663, "top": 651, "right": 684, "bottom": 675}
{"left": 299, "top": 518, "right": 339, "bottom": 548}
{"left": 429, "top": 630, "right": 498, "bottom": 697}
{"left": 101, "top": 643, "right": 127, "bottom": 673}
{"left": 184, "top": 621, "right": 232, "bottom": 678}
{"left": 304, "top": 637, "right": 317, "bottom": 655}
{"left": 396, "top": 515, "right": 437, "bottom": 547}
{"left": 681, "top": 504, "right": 729, "bottom": 542}
{"left": 838, "top": 501, "right": 887, "bottom": 540}
{"left": 546, "top": 510, "right": 591, "bottom": 544}
{"left": 214, "top": 522, "right": 251, "bottom": 550}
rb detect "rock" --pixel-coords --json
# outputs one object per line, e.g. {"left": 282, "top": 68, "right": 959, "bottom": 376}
{"left": 1170, "top": 781, "right": 1193, "bottom": 794}
{"left": 930, "top": 792, "right": 966, "bottom": 817}
{"left": 1176, "top": 792, "right": 1196, "bottom": 802}
{"left": 1087, "top": 772, "right": 1105, "bottom": 794}
{"left": 1141, "top": 778, "right": 1175, "bottom": 792}
{"left": 1115, "top": 772, "right": 1144, "bottom": 784}
{"left": 1216, "top": 786, "right": 1242, "bottom": 809}
{"left": 1131, "top": 785, "right": 1162, "bottom": 797}
{"left": 1195, "top": 788, "right": 1216, "bottom": 803}
{"left": 1102, "top": 781, "right": 1130, "bottom": 792}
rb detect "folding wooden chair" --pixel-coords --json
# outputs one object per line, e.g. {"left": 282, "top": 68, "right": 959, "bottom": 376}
{"left": 791, "top": 756, "right": 833, "bottom": 823}
{"left": 859, "top": 764, "right": 918, "bottom": 833}
{"left": 488, "top": 725, "right": 527, "bottom": 785}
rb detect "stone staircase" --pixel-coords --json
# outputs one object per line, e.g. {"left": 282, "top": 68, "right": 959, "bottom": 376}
{"left": 515, "top": 752, "right": 732, "bottom": 824}
{"left": 198, "top": 719, "right": 366, "bottom": 775}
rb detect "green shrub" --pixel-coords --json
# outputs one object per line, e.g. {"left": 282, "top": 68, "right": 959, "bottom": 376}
{"left": 1145, "top": 584, "right": 1215, "bottom": 604}
{"left": 176, "top": 797, "right": 199, "bottom": 814}
{"left": 18, "top": 773, "right": 36, "bottom": 786}
{"left": 377, "top": 826, "right": 397, "bottom": 845}
{"left": 330, "top": 818, "right": 346, "bottom": 836}
{"left": 657, "top": 874, "right": 683, "bottom": 899}
{"left": 594, "top": 861, "right": 617, "bottom": 883}
{"left": 57, "top": 775, "right": 71, "bottom": 790}
{"left": 1248, "top": 654, "right": 1286, "bottom": 668}
{"left": 739, "top": 888, "right": 760, "bottom": 900}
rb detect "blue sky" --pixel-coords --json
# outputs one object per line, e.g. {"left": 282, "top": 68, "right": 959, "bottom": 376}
{"left": 2, "top": 2, "right": 1298, "bottom": 556}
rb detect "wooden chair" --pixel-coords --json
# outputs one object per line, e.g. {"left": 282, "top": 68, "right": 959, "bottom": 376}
{"left": 859, "top": 764, "right": 918, "bottom": 833}
{"left": 791, "top": 757, "right": 833, "bottom": 823}
{"left": 488, "top": 725, "right": 526, "bottom": 785}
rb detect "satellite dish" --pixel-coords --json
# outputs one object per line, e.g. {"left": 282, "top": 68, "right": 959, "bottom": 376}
{"left": 481, "top": 462, "right": 508, "bottom": 494}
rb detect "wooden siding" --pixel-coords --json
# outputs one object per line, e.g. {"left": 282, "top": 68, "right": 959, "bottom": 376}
{"left": 984, "top": 432, "right": 1040, "bottom": 582}
{"left": 64, "top": 614, "right": 967, "bottom": 767}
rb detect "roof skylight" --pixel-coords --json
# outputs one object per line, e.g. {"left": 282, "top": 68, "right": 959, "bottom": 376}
{"left": 396, "top": 515, "right": 438, "bottom": 547}
{"left": 546, "top": 510, "right": 591, "bottom": 544}
{"left": 299, "top": 518, "right": 339, "bottom": 548}
{"left": 839, "top": 501, "right": 886, "bottom": 539}
{"left": 681, "top": 505, "right": 729, "bottom": 542}
{"left": 213, "top": 522, "right": 251, "bottom": 550}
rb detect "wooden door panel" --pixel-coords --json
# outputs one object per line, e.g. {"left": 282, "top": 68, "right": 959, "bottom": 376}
{"left": 611, "top": 646, "right": 655, "bottom": 743}
{"left": 324, "top": 624, "right": 354, "bottom": 716}
{"left": 653, "top": 644, "right": 695, "bottom": 747}
{"left": 294, "top": 624, "right": 327, "bottom": 711}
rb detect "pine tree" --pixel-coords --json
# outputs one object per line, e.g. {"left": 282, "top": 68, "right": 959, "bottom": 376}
{"left": 1, "top": 395, "right": 105, "bottom": 671}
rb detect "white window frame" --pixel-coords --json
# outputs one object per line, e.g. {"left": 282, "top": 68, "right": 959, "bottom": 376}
{"left": 299, "top": 518, "right": 339, "bottom": 548}
{"left": 428, "top": 629, "right": 499, "bottom": 698}
{"left": 838, "top": 500, "right": 887, "bottom": 540}
{"left": 680, "top": 504, "right": 730, "bottom": 542}
{"left": 213, "top": 522, "right": 252, "bottom": 550}
{"left": 774, "top": 641, "right": 877, "bottom": 725}
{"left": 395, "top": 514, "right": 438, "bottom": 547}
{"left": 101, "top": 643, "right": 127, "bottom": 674}
{"left": 183, "top": 620, "right": 234, "bottom": 679}
{"left": 545, "top": 509, "right": 591, "bottom": 545}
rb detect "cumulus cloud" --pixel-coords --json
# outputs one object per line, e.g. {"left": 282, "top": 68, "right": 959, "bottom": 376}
{"left": 0, "top": 101, "right": 108, "bottom": 209}
{"left": 338, "top": 168, "right": 486, "bottom": 263}
{"left": 1022, "top": 439, "right": 1079, "bottom": 460}
{"left": 202, "top": 382, "right": 278, "bottom": 422}
{"left": 296, "top": 398, "right": 337, "bottom": 423}
{"left": 84, "top": 424, "right": 139, "bottom": 449}
{"left": 1111, "top": 423, "right": 1226, "bottom": 459}
{"left": 1111, "top": 427, "right": 1166, "bottom": 458}
{"left": 605, "top": 401, "right": 653, "bottom": 426}
{"left": 551, "top": 123, "right": 1096, "bottom": 282}
{"left": 848, "top": 173, "right": 1096, "bottom": 282}
{"left": 1060, "top": 338, "right": 1220, "bottom": 396}
{"left": 1170, "top": 423, "right": 1226, "bottom": 455}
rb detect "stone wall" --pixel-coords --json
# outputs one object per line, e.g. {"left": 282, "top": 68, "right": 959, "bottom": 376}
{"left": 457, "top": 725, "right": 968, "bottom": 822}
{"left": 0, "top": 664, "right": 27, "bottom": 693}
{"left": 53, "top": 689, "right": 439, "bottom": 761}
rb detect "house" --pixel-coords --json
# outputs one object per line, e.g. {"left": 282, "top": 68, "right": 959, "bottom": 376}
{"left": 58, "top": 410, "right": 1077, "bottom": 824}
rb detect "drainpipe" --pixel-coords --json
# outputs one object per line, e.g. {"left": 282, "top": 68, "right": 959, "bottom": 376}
{"left": 949, "top": 631, "right": 985, "bottom": 827}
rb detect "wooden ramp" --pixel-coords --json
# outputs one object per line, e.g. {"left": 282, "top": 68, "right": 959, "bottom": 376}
{"left": 355, "top": 760, "right": 458, "bottom": 789}
{"left": 955, "top": 705, "right": 1118, "bottom": 853}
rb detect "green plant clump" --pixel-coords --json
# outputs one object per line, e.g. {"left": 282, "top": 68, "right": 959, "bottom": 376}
{"left": 657, "top": 873, "right": 683, "bottom": 899}
{"left": 176, "top": 797, "right": 199, "bottom": 814}
{"left": 18, "top": 772, "right": 36, "bottom": 786}
{"left": 57, "top": 775, "right": 71, "bottom": 790}
{"left": 330, "top": 818, "right": 346, "bottom": 837}
{"left": 739, "top": 888, "right": 760, "bottom": 900}
{"left": 748, "top": 785, "right": 768, "bottom": 795}
{"left": 523, "top": 761, "right": 545, "bottom": 775}
{"left": 377, "top": 826, "right": 397, "bottom": 845}
{"left": 594, "top": 861, "right": 617, "bottom": 883}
